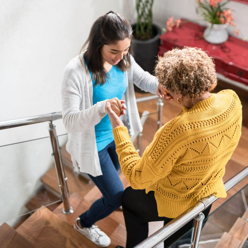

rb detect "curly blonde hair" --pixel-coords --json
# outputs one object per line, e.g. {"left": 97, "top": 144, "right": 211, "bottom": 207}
{"left": 155, "top": 47, "right": 217, "bottom": 99}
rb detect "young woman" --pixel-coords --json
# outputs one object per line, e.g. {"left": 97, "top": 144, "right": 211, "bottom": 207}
{"left": 61, "top": 11, "right": 162, "bottom": 247}
{"left": 107, "top": 47, "right": 242, "bottom": 248}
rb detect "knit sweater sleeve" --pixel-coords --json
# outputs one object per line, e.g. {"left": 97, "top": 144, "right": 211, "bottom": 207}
{"left": 112, "top": 120, "right": 175, "bottom": 189}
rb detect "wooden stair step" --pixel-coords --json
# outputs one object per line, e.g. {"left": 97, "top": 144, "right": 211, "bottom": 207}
{"left": 53, "top": 193, "right": 126, "bottom": 248}
{"left": 0, "top": 223, "right": 35, "bottom": 248}
{"left": 52, "top": 172, "right": 129, "bottom": 225}
{"left": 215, "top": 232, "right": 242, "bottom": 248}
{"left": 53, "top": 193, "right": 126, "bottom": 227}
{"left": 52, "top": 171, "right": 130, "bottom": 247}
{"left": 41, "top": 164, "right": 93, "bottom": 196}
{"left": 95, "top": 212, "right": 126, "bottom": 248}
{"left": 13, "top": 215, "right": 31, "bottom": 230}
{"left": 25, "top": 185, "right": 61, "bottom": 212}
{"left": 83, "top": 184, "right": 102, "bottom": 204}
{"left": 52, "top": 172, "right": 129, "bottom": 223}
{"left": 17, "top": 206, "right": 98, "bottom": 248}
{"left": 53, "top": 194, "right": 92, "bottom": 226}
{"left": 61, "top": 145, "right": 72, "bottom": 165}
{"left": 229, "top": 217, "right": 248, "bottom": 247}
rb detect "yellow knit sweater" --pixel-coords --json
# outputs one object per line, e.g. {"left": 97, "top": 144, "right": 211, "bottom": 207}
{"left": 113, "top": 90, "right": 242, "bottom": 218}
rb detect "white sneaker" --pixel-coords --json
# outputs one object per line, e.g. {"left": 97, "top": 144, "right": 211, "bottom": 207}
{"left": 73, "top": 218, "right": 111, "bottom": 247}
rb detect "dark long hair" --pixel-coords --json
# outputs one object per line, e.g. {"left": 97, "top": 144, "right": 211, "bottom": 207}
{"left": 80, "top": 11, "right": 133, "bottom": 85}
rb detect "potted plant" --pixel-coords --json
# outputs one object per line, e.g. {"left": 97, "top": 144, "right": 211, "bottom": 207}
{"left": 132, "top": 0, "right": 162, "bottom": 92}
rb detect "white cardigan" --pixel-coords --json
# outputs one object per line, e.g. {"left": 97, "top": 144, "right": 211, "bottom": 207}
{"left": 61, "top": 54, "right": 158, "bottom": 176}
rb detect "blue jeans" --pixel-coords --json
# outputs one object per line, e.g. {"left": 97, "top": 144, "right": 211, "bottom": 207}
{"left": 79, "top": 141, "right": 124, "bottom": 227}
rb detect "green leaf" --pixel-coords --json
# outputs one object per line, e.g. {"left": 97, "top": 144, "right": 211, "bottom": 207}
{"left": 134, "top": 0, "right": 154, "bottom": 40}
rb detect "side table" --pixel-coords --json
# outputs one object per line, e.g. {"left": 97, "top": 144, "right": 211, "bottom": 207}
{"left": 158, "top": 20, "right": 248, "bottom": 87}
{"left": 159, "top": 21, "right": 248, "bottom": 126}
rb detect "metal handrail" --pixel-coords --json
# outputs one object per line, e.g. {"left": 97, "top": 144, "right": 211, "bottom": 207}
{"left": 0, "top": 94, "right": 162, "bottom": 213}
{"left": 136, "top": 94, "right": 159, "bottom": 103}
{"left": 136, "top": 94, "right": 163, "bottom": 130}
{"left": 0, "top": 112, "right": 62, "bottom": 130}
{"left": 135, "top": 166, "right": 248, "bottom": 248}
{"left": 0, "top": 95, "right": 161, "bottom": 130}
{"left": 0, "top": 111, "right": 73, "bottom": 214}
{"left": 0, "top": 95, "right": 163, "bottom": 216}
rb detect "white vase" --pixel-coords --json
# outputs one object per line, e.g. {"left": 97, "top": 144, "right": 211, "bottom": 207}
{"left": 203, "top": 23, "right": 229, "bottom": 44}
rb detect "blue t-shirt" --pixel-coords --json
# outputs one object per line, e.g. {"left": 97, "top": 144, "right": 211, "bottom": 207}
{"left": 91, "top": 66, "right": 127, "bottom": 151}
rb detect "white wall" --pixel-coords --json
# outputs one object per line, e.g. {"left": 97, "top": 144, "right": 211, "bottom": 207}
{"left": 0, "top": 0, "right": 135, "bottom": 145}
{"left": 1, "top": 0, "right": 247, "bottom": 226}
{"left": 0, "top": 0, "right": 134, "bottom": 226}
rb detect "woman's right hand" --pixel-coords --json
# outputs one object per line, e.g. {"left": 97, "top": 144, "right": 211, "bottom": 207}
{"left": 106, "top": 98, "right": 126, "bottom": 117}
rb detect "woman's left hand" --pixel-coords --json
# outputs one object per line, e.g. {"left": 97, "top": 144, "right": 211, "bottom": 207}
{"left": 106, "top": 102, "right": 124, "bottom": 128}
{"left": 156, "top": 84, "right": 166, "bottom": 98}
{"left": 157, "top": 84, "right": 174, "bottom": 101}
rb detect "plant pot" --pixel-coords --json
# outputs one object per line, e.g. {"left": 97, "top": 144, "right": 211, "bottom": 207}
{"left": 203, "top": 23, "right": 229, "bottom": 44}
{"left": 131, "top": 23, "right": 162, "bottom": 93}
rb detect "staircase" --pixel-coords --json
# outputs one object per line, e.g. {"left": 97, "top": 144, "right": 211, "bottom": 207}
{"left": 3, "top": 145, "right": 246, "bottom": 248}
{"left": 40, "top": 145, "right": 94, "bottom": 197}
{"left": 2, "top": 91, "right": 248, "bottom": 248}
{"left": 0, "top": 223, "right": 35, "bottom": 248}
{"left": 0, "top": 144, "right": 129, "bottom": 248}
{"left": 2, "top": 143, "right": 248, "bottom": 248}
{"left": 215, "top": 209, "right": 248, "bottom": 248}
{"left": 16, "top": 206, "right": 98, "bottom": 248}
{"left": 1, "top": 174, "right": 128, "bottom": 248}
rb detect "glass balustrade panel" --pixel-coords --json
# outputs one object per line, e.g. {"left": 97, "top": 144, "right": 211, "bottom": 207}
{"left": 198, "top": 184, "right": 248, "bottom": 248}
{"left": 0, "top": 133, "right": 94, "bottom": 229}
{"left": 164, "top": 184, "right": 248, "bottom": 248}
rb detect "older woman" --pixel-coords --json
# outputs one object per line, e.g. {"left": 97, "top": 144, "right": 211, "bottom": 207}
{"left": 107, "top": 47, "right": 242, "bottom": 248}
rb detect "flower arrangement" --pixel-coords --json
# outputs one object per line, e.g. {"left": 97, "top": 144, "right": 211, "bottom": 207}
{"left": 165, "top": 17, "right": 182, "bottom": 32}
{"left": 196, "top": 0, "right": 242, "bottom": 37}
{"left": 162, "top": 17, "right": 182, "bottom": 33}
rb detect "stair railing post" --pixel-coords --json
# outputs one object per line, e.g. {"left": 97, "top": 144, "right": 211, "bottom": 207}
{"left": 191, "top": 212, "right": 205, "bottom": 248}
{"left": 241, "top": 189, "right": 248, "bottom": 210}
{"left": 48, "top": 121, "right": 73, "bottom": 214}
{"left": 157, "top": 98, "right": 164, "bottom": 130}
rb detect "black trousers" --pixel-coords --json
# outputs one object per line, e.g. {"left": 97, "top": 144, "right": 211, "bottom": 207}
{"left": 122, "top": 187, "right": 211, "bottom": 248}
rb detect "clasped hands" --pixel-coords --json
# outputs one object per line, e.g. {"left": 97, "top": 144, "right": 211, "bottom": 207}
{"left": 106, "top": 85, "right": 174, "bottom": 129}
{"left": 105, "top": 98, "right": 126, "bottom": 117}
{"left": 105, "top": 98, "right": 126, "bottom": 129}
